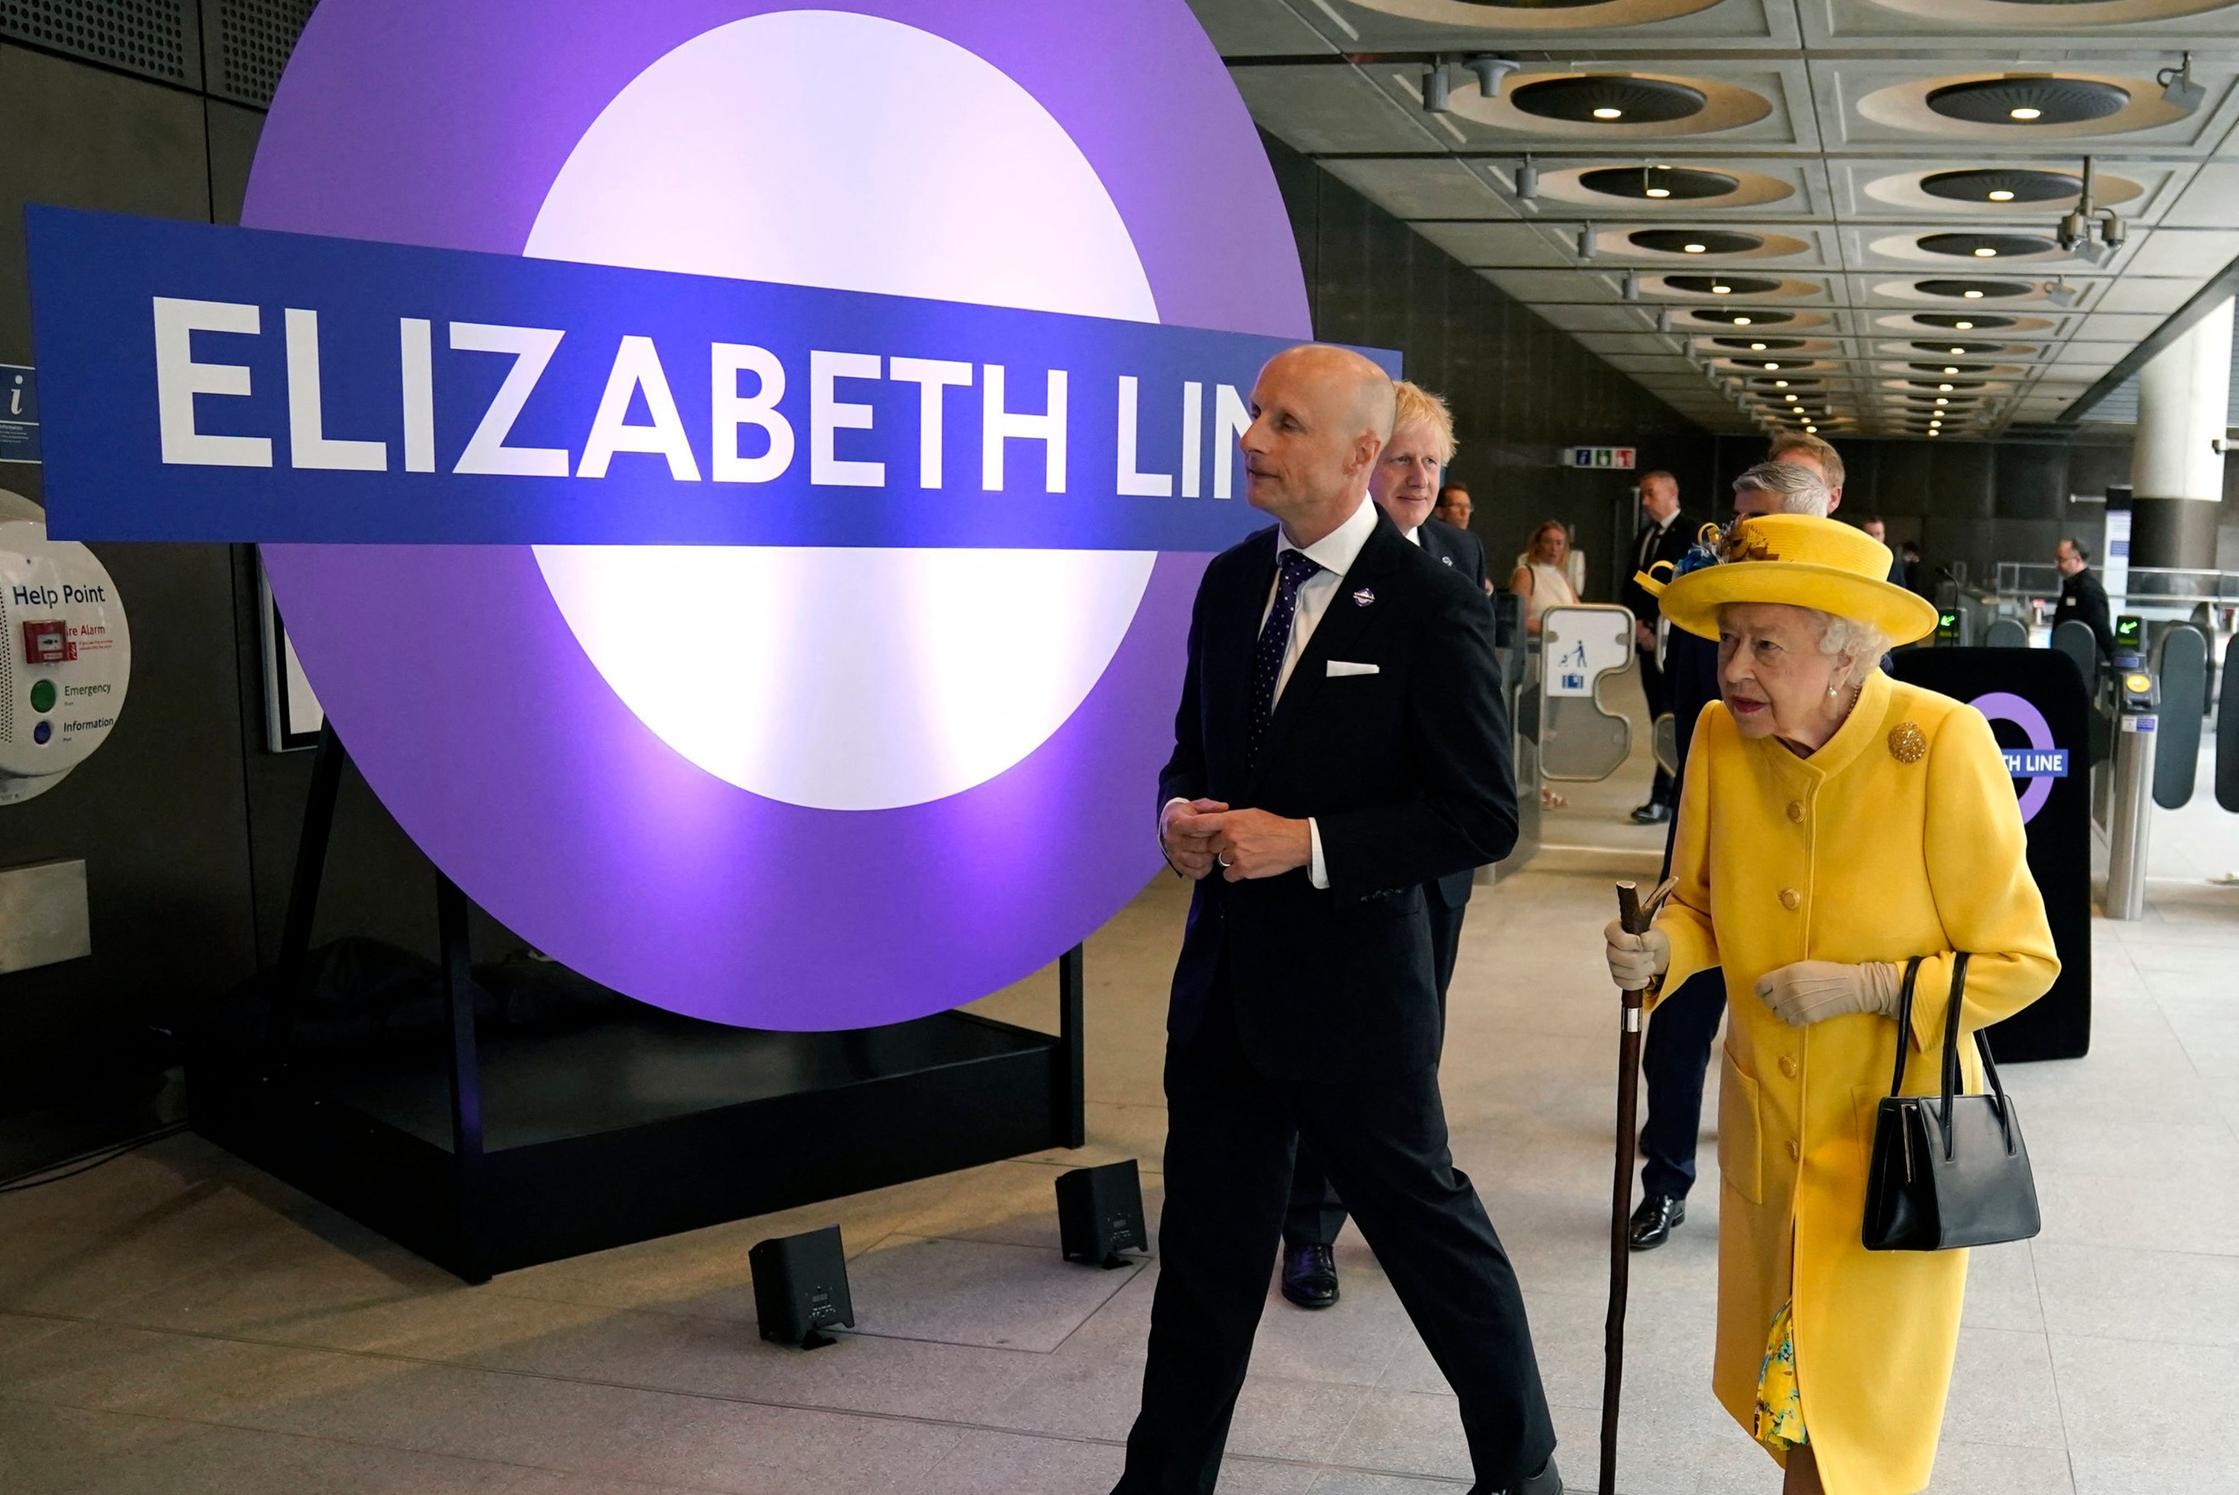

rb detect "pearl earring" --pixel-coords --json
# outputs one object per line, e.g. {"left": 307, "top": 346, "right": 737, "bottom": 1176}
{"left": 1826, "top": 680, "right": 1841, "bottom": 698}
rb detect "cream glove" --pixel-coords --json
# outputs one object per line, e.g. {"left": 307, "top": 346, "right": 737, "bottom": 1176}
{"left": 1754, "top": 960, "right": 1904, "bottom": 1027}
{"left": 1603, "top": 918, "right": 1671, "bottom": 991}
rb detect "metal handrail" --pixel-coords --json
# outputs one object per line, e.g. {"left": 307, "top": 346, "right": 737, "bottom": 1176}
{"left": 1994, "top": 562, "right": 2239, "bottom": 608}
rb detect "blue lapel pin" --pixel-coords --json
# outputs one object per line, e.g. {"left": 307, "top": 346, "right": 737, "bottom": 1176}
{"left": 1352, "top": 586, "right": 1375, "bottom": 607}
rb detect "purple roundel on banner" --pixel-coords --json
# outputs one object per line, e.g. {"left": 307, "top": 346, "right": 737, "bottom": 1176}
{"left": 1972, "top": 691, "right": 2060, "bottom": 825}
{"left": 244, "top": 0, "right": 1309, "bottom": 1028}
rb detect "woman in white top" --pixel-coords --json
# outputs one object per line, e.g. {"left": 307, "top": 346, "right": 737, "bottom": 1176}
{"left": 1509, "top": 519, "right": 1581, "bottom": 809}
{"left": 1508, "top": 519, "right": 1580, "bottom": 636}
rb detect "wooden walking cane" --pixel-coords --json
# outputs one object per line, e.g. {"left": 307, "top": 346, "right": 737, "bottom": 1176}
{"left": 1601, "top": 877, "right": 1674, "bottom": 1495}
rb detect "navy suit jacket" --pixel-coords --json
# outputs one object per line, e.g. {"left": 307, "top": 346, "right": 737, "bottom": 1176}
{"left": 1158, "top": 509, "right": 1517, "bottom": 1079}
{"left": 1418, "top": 516, "right": 1488, "bottom": 591}
{"left": 1414, "top": 517, "right": 1491, "bottom": 910}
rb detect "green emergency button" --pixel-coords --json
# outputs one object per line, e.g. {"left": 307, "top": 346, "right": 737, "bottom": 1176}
{"left": 29, "top": 679, "right": 56, "bottom": 714}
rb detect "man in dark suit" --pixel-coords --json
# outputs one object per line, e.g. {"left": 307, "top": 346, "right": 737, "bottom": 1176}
{"left": 1122, "top": 346, "right": 1558, "bottom": 1495}
{"left": 1628, "top": 456, "right": 1831, "bottom": 1250}
{"left": 1434, "top": 480, "right": 1473, "bottom": 532}
{"left": 2054, "top": 537, "right": 2116, "bottom": 661}
{"left": 1278, "top": 380, "right": 1490, "bottom": 1310}
{"left": 1623, "top": 470, "right": 1693, "bottom": 824}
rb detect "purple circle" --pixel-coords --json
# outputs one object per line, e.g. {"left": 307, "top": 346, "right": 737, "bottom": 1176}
{"left": 245, "top": 1, "right": 1308, "bottom": 1028}
{"left": 1972, "top": 690, "right": 2058, "bottom": 825}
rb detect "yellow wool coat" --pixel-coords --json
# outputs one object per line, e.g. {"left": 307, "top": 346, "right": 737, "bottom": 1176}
{"left": 1654, "top": 667, "right": 2059, "bottom": 1495}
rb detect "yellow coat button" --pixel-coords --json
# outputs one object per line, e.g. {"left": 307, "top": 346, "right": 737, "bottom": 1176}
{"left": 1779, "top": 1056, "right": 1799, "bottom": 1079}
{"left": 1787, "top": 801, "right": 1805, "bottom": 823}
{"left": 1787, "top": 1140, "right": 1801, "bottom": 1162}
{"left": 1780, "top": 887, "right": 1802, "bottom": 911}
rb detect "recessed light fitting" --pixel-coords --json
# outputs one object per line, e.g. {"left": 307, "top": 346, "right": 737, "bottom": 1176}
{"left": 1989, "top": 189, "right": 2015, "bottom": 202}
{"left": 1593, "top": 106, "right": 1624, "bottom": 120}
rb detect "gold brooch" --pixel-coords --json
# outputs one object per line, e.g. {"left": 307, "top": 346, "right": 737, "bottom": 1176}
{"left": 1888, "top": 722, "right": 1926, "bottom": 764}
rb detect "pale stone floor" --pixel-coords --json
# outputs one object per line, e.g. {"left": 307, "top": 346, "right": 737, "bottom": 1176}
{"left": 3, "top": 735, "right": 2236, "bottom": 1495}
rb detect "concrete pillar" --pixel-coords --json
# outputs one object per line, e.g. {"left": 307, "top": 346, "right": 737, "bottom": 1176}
{"left": 2129, "top": 296, "right": 2231, "bottom": 577}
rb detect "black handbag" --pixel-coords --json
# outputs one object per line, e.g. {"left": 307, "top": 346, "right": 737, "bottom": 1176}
{"left": 1862, "top": 953, "right": 2041, "bottom": 1251}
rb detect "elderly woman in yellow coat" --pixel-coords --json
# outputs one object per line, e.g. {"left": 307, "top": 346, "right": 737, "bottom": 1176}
{"left": 1603, "top": 507, "right": 2058, "bottom": 1495}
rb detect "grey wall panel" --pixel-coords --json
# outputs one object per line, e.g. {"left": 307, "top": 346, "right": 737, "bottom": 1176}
{"left": 0, "top": 44, "right": 254, "bottom": 1102}
{"left": 0, "top": 40, "right": 526, "bottom": 1117}
{"left": 1996, "top": 446, "right": 2068, "bottom": 521}
{"left": 200, "top": 0, "right": 313, "bottom": 109}
{"left": 1934, "top": 445, "right": 1998, "bottom": 521}
{"left": 0, "top": 0, "right": 199, "bottom": 89}
{"left": 205, "top": 96, "right": 263, "bottom": 225}
{"left": 0, "top": 41, "right": 210, "bottom": 368}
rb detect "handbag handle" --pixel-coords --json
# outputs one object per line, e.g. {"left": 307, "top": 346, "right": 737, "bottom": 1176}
{"left": 1889, "top": 952, "right": 2019, "bottom": 1163}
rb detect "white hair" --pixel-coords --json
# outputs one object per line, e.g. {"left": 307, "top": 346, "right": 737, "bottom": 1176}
{"left": 1810, "top": 610, "right": 1890, "bottom": 672}
{"left": 1732, "top": 461, "right": 1830, "bottom": 517}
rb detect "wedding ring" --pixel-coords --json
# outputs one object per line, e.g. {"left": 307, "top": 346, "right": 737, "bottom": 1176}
{"left": 1217, "top": 854, "right": 1232, "bottom": 867}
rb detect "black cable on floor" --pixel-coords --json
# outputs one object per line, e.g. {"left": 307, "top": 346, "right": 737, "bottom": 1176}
{"left": 0, "top": 1124, "right": 190, "bottom": 1196}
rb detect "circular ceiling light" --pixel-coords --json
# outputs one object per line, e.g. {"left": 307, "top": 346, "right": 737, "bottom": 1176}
{"left": 1920, "top": 232, "right": 2058, "bottom": 259}
{"left": 1580, "top": 165, "right": 1738, "bottom": 200}
{"left": 1702, "top": 309, "right": 1790, "bottom": 326}
{"left": 1913, "top": 340, "right": 2003, "bottom": 355}
{"left": 1920, "top": 168, "right": 2079, "bottom": 205}
{"left": 1926, "top": 76, "right": 2130, "bottom": 128}
{"left": 1629, "top": 228, "right": 1763, "bottom": 255}
{"left": 1918, "top": 278, "right": 2029, "bottom": 299}
{"left": 1715, "top": 336, "right": 1804, "bottom": 351}
{"left": 1667, "top": 273, "right": 1779, "bottom": 295}
{"left": 1916, "top": 313, "right": 2014, "bottom": 331}
{"left": 1911, "top": 362, "right": 1992, "bottom": 376}
{"left": 1912, "top": 379, "right": 1985, "bottom": 391}
{"left": 1513, "top": 76, "right": 1710, "bottom": 125}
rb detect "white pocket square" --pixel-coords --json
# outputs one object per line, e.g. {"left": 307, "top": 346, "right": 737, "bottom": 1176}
{"left": 1326, "top": 660, "right": 1380, "bottom": 678}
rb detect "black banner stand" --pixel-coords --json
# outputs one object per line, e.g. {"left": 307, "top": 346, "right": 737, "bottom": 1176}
{"left": 193, "top": 723, "right": 1087, "bottom": 1283}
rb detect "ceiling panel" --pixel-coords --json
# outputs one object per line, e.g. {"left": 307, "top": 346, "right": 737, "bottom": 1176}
{"left": 1318, "top": 157, "right": 1516, "bottom": 222}
{"left": 1192, "top": 0, "right": 2239, "bottom": 435}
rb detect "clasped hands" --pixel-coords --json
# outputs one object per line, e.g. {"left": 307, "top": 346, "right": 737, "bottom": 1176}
{"left": 1161, "top": 800, "right": 1311, "bottom": 883}
{"left": 1600, "top": 922, "right": 1904, "bottom": 1028}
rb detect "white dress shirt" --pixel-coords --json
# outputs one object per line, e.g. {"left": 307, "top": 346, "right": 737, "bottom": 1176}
{"left": 1160, "top": 496, "right": 1376, "bottom": 891}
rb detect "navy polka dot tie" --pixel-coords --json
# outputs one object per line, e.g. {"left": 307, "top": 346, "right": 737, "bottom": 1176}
{"left": 1249, "top": 549, "right": 1322, "bottom": 764}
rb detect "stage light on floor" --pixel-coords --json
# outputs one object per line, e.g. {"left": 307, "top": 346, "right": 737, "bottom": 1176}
{"left": 1057, "top": 1159, "right": 1149, "bottom": 1268}
{"left": 751, "top": 1225, "right": 855, "bottom": 1349}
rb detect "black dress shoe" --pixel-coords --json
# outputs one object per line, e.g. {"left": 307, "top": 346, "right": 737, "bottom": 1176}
{"left": 1280, "top": 1243, "right": 1339, "bottom": 1309}
{"left": 1629, "top": 1194, "right": 1686, "bottom": 1251}
{"left": 1506, "top": 1455, "right": 1562, "bottom": 1495}
{"left": 1629, "top": 801, "right": 1672, "bottom": 825}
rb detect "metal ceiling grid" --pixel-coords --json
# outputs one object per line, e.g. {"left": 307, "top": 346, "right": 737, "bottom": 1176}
{"left": 1189, "top": 0, "right": 2239, "bottom": 438}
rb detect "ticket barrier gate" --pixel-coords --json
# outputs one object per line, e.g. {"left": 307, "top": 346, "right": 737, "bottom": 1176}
{"left": 1536, "top": 606, "right": 1636, "bottom": 786}
{"left": 2104, "top": 663, "right": 2160, "bottom": 922}
{"left": 1501, "top": 604, "right": 1640, "bottom": 881}
{"left": 2093, "top": 624, "right": 2211, "bottom": 918}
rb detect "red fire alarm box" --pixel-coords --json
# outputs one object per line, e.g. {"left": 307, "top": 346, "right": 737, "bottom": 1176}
{"left": 22, "top": 620, "right": 66, "bottom": 664}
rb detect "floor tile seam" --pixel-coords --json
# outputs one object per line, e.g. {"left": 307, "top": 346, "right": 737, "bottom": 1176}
{"left": 2044, "top": 1326, "right": 2239, "bottom": 1355}
{"left": 1043, "top": 1258, "right": 1153, "bottom": 1355}
{"left": 0, "top": 1389, "right": 705, "bottom": 1492}
{"left": 0, "top": 1307, "right": 1058, "bottom": 1435}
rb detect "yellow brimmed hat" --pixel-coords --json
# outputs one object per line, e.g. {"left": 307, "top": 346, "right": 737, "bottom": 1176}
{"left": 1647, "top": 514, "right": 1939, "bottom": 645}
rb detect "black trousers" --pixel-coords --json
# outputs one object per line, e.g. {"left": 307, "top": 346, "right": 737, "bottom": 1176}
{"left": 1118, "top": 984, "right": 1554, "bottom": 1495}
{"left": 1284, "top": 898, "right": 1464, "bottom": 1248}
{"left": 1636, "top": 646, "right": 1675, "bottom": 807}
{"left": 1637, "top": 967, "right": 1725, "bottom": 1201}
